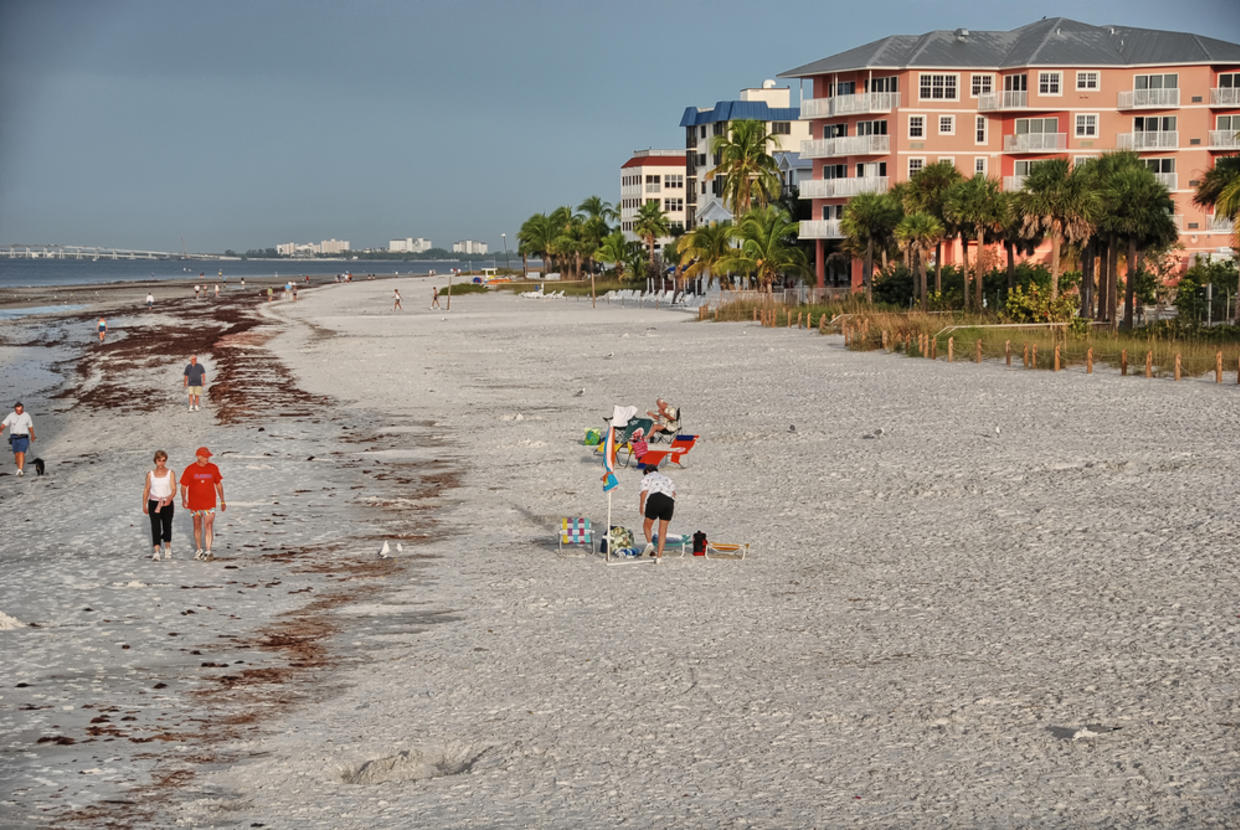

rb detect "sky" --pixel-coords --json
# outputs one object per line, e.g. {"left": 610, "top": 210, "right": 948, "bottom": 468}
{"left": 1, "top": 0, "right": 1237, "bottom": 254}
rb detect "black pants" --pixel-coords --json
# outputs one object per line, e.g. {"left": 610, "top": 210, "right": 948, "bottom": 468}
{"left": 147, "top": 501, "right": 174, "bottom": 546}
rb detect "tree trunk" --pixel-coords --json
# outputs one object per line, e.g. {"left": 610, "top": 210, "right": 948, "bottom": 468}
{"left": 521, "top": 252, "right": 528, "bottom": 279}
{"left": 1107, "top": 235, "right": 1120, "bottom": 330}
{"left": 1049, "top": 231, "right": 1062, "bottom": 301}
{"left": 959, "top": 232, "right": 971, "bottom": 311}
{"left": 918, "top": 249, "right": 928, "bottom": 312}
{"left": 974, "top": 228, "right": 985, "bottom": 312}
{"left": 1122, "top": 238, "right": 1138, "bottom": 331}
{"left": 1078, "top": 240, "right": 1092, "bottom": 319}
{"left": 934, "top": 242, "right": 943, "bottom": 293}
{"left": 1005, "top": 241, "right": 1016, "bottom": 293}
{"left": 864, "top": 241, "right": 874, "bottom": 302}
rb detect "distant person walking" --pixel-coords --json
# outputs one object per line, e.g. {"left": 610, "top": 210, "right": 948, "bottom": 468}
{"left": 638, "top": 464, "right": 676, "bottom": 562}
{"left": 142, "top": 449, "right": 176, "bottom": 560}
{"left": 393, "top": 288, "right": 403, "bottom": 310}
{"left": 97, "top": 317, "right": 107, "bottom": 343}
{"left": 146, "top": 292, "right": 155, "bottom": 310}
{"left": 184, "top": 354, "right": 207, "bottom": 412}
{"left": 1, "top": 401, "right": 35, "bottom": 477}
{"left": 430, "top": 286, "right": 441, "bottom": 309}
{"left": 214, "top": 283, "right": 220, "bottom": 299}
{"left": 194, "top": 284, "right": 201, "bottom": 299}
{"left": 267, "top": 287, "right": 273, "bottom": 302}
{"left": 180, "top": 446, "right": 225, "bottom": 560}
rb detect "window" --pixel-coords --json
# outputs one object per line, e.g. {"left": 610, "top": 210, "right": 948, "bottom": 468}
{"left": 856, "top": 120, "right": 888, "bottom": 136}
{"left": 1219, "top": 72, "right": 1240, "bottom": 89}
{"left": 868, "top": 76, "right": 898, "bottom": 93}
{"left": 696, "top": 153, "right": 706, "bottom": 166}
{"left": 1075, "top": 114, "right": 1098, "bottom": 137}
{"left": 974, "top": 156, "right": 988, "bottom": 175}
{"left": 975, "top": 115, "right": 987, "bottom": 144}
{"left": 919, "top": 73, "right": 958, "bottom": 100}
{"left": 908, "top": 157, "right": 925, "bottom": 176}
{"left": 772, "top": 122, "right": 791, "bottom": 135}
{"left": 1038, "top": 71, "right": 1062, "bottom": 95}
{"left": 699, "top": 126, "right": 706, "bottom": 140}
{"left": 1143, "top": 158, "right": 1174, "bottom": 174}
{"left": 664, "top": 174, "right": 684, "bottom": 189}
{"left": 645, "top": 175, "right": 661, "bottom": 193}
{"left": 909, "top": 115, "right": 925, "bottom": 138}
{"left": 824, "top": 123, "right": 845, "bottom": 139}
{"left": 1134, "top": 116, "right": 1176, "bottom": 132}
{"left": 1076, "top": 71, "right": 1099, "bottom": 91}
{"left": 937, "top": 157, "right": 955, "bottom": 167}
{"left": 970, "top": 74, "right": 994, "bottom": 96}
{"left": 1014, "top": 159, "right": 1045, "bottom": 176}
{"left": 822, "top": 164, "right": 846, "bottom": 180}
{"left": 938, "top": 115, "right": 955, "bottom": 135}
{"left": 835, "top": 81, "right": 856, "bottom": 96}
{"left": 822, "top": 204, "right": 843, "bottom": 220}
{"left": 663, "top": 198, "right": 684, "bottom": 212}
{"left": 1219, "top": 114, "right": 1239, "bottom": 131}
{"left": 1015, "top": 117, "right": 1059, "bottom": 135}
{"left": 1134, "top": 73, "right": 1178, "bottom": 90}
{"left": 1004, "top": 74, "right": 1028, "bottom": 92}
{"left": 855, "top": 162, "right": 886, "bottom": 178}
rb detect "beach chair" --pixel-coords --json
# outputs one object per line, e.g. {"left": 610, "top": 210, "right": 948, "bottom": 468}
{"left": 558, "top": 518, "right": 594, "bottom": 554}
{"left": 704, "top": 541, "right": 749, "bottom": 560}
{"left": 635, "top": 434, "right": 697, "bottom": 469}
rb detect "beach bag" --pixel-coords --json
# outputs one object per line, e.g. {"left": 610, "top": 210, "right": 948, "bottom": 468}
{"left": 692, "top": 531, "right": 707, "bottom": 556}
{"left": 604, "top": 525, "right": 635, "bottom": 555}
{"left": 583, "top": 428, "right": 601, "bottom": 446}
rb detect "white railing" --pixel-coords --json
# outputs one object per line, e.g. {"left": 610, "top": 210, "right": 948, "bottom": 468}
{"left": 800, "top": 135, "right": 889, "bottom": 158}
{"left": 1003, "top": 132, "right": 1067, "bottom": 152}
{"left": 1172, "top": 214, "right": 1184, "bottom": 230}
{"left": 1153, "top": 172, "right": 1177, "bottom": 190}
{"left": 1211, "top": 87, "right": 1240, "bottom": 106}
{"left": 978, "top": 90, "right": 1028, "bottom": 110}
{"left": 1208, "top": 129, "right": 1240, "bottom": 148}
{"left": 1117, "top": 131, "right": 1179, "bottom": 150}
{"left": 798, "top": 92, "right": 899, "bottom": 118}
{"left": 799, "top": 176, "right": 889, "bottom": 199}
{"left": 799, "top": 220, "right": 844, "bottom": 239}
{"left": 1117, "top": 88, "right": 1180, "bottom": 109}
{"left": 1211, "top": 215, "right": 1235, "bottom": 233}
{"left": 799, "top": 97, "right": 832, "bottom": 119}
{"left": 1003, "top": 175, "right": 1026, "bottom": 191}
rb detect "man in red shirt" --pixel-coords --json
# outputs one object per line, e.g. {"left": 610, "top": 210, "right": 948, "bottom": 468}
{"left": 180, "top": 446, "right": 225, "bottom": 560}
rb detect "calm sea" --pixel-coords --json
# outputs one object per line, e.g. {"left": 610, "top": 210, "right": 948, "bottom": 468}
{"left": 0, "top": 257, "right": 498, "bottom": 289}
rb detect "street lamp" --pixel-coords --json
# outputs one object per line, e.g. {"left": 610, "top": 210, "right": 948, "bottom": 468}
{"left": 501, "top": 233, "right": 509, "bottom": 271}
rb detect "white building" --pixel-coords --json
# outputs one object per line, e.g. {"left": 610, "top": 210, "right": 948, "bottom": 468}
{"left": 619, "top": 149, "right": 688, "bottom": 255}
{"left": 318, "top": 238, "right": 350, "bottom": 255}
{"left": 389, "top": 237, "right": 433, "bottom": 253}
{"left": 679, "top": 81, "right": 811, "bottom": 228}
{"left": 452, "top": 240, "right": 488, "bottom": 254}
{"left": 276, "top": 238, "right": 351, "bottom": 257}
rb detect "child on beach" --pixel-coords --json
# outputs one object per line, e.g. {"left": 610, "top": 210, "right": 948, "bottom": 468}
{"left": 393, "top": 288, "right": 402, "bottom": 310}
{"left": 142, "top": 450, "right": 176, "bottom": 560}
{"left": 97, "top": 318, "right": 107, "bottom": 343}
{"left": 431, "top": 286, "right": 441, "bottom": 309}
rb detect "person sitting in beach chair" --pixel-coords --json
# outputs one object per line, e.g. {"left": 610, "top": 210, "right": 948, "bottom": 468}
{"left": 646, "top": 398, "right": 680, "bottom": 443}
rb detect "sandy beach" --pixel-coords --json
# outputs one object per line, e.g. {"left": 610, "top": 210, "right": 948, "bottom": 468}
{"left": 1, "top": 280, "right": 1237, "bottom": 827}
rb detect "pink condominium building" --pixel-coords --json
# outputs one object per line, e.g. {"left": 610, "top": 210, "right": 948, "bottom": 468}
{"left": 779, "top": 18, "right": 1240, "bottom": 288}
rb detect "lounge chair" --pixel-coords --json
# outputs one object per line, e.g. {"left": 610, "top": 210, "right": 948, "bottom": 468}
{"left": 558, "top": 517, "right": 594, "bottom": 554}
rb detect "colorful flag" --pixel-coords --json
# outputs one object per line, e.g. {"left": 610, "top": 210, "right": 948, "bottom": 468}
{"left": 602, "top": 405, "right": 636, "bottom": 492}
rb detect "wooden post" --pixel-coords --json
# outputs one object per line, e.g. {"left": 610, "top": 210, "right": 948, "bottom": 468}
{"left": 1031, "top": 344, "right": 1038, "bottom": 368}
{"left": 713, "top": 306, "right": 719, "bottom": 322}
{"left": 947, "top": 336, "right": 954, "bottom": 362}
{"left": 975, "top": 339, "right": 982, "bottom": 364}
{"left": 1174, "top": 353, "right": 1182, "bottom": 381}
{"left": 882, "top": 330, "right": 889, "bottom": 351}
{"left": 819, "top": 314, "right": 826, "bottom": 333}
{"left": 797, "top": 311, "right": 803, "bottom": 328}
{"left": 1053, "top": 344, "right": 1061, "bottom": 372}
{"left": 1145, "top": 351, "right": 1153, "bottom": 378}
{"left": 930, "top": 338, "right": 937, "bottom": 360}
{"left": 1121, "top": 349, "right": 1128, "bottom": 376}
{"left": 1215, "top": 351, "right": 1222, "bottom": 384}
{"left": 753, "top": 307, "right": 758, "bottom": 322}
{"left": 1023, "top": 343, "right": 1029, "bottom": 368}
{"left": 1005, "top": 340, "right": 1011, "bottom": 366}
{"left": 1086, "top": 347, "right": 1094, "bottom": 374}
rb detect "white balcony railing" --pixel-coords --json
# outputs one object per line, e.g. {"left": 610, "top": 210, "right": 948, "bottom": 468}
{"left": 1003, "top": 175, "right": 1027, "bottom": 191}
{"left": 1003, "top": 132, "right": 1067, "bottom": 153}
{"left": 1117, "top": 88, "right": 1180, "bottom": 109}
{"left": 800, "top": 134, "right": 889, "bottom": 158}
{"left": 1208, "top": 129, "right": 1240, "bottom": 149}
{"left": 799, "top": 219, "right": 844, "bottom": 239}
{"left": 799, "top": 176, "right": 889, "bottom": 199}
{"left": 1211, "top": 215, "right": 1235, "bottom": 233}
{"left": 1172, "top": 214, "right": 1184, "bottom": 231}
{"left": 1211, "top": 87, "right": 1240, "bottom": 106}
{"left": 798, "top": 92, "right": 898, "bottom": 119}
{"left": 1153, "top": 172, "right": 1178, "bottom": 190}
{"left": 1116, "top": 131, "right": 1179, "bottom": 150}
{"left": 978, "top": 90, "right": 1028, "bottom": 111}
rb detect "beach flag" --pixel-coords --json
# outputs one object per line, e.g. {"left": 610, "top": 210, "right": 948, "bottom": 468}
{"left": 602, "top": 405, "right": 636, "bottom": 492}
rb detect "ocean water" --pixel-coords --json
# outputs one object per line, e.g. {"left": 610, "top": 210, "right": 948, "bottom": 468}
{"left": 0, "top": 257, "right": 500, "bottom": 289}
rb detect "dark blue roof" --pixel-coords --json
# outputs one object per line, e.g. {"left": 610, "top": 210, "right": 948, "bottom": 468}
{"left": 679, "top": 100, "right": 801, "bottom": 128}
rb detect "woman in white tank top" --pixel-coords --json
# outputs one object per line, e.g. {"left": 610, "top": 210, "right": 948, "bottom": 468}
{"left": 142, "top": 450, "right": 176, "bottom": 560}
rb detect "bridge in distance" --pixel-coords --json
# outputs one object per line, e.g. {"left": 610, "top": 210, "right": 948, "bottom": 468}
{"left": 0, "top": 245, "right": 231, "bottom": 261}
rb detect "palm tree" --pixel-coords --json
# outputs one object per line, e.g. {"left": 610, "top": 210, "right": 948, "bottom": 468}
{"left": 594, "top": 231, "right": 634, "bottom": 279}
{"left": 577, "top": 195, "right": 617, "bottom": 224}
{"left": 518, "top": 213, "right": 556, "bottom": 279}
{"left": 677, "top": 221, "right": 736, "bottom": 289}
{"left": 944, "top": 175, "right": 1006, "bottom": 311}
{"left": 1193, "top": 155, "right": 1240, "bottom": 322}
{"left": 717, "top": 206, "right": 808, "bottom": 294}
{"left": 706, "top": 119, "right": 782, "bottom": 217}
{"left": 1017, "top": 159, "right": 1099, "bottom": 301}
{"left": 633, "top": 200, "right": 671, "bottom": 272}
{"left": 895, "top": 212, "right": 944, "bottom": 311}
{"left": 840, "top": 191, "right": 902, "bottom": 301}
{"left": 905, "top": 161, "right": 964, "bottom": 293}
{"left": 994, "top": 191, "right": 1042, "bottom": 296}
{"left": 1098, "top": 160, "right": 1176, "bottom": 329}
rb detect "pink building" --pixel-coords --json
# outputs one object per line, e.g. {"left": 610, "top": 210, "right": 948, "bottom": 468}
{"left": 779, "top": 18, "right": 1240, "bottom": 288}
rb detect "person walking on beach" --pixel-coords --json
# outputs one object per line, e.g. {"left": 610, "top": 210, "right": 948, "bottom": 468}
{"left": 1, "top": 401, "right": 35, "bottom": 477}
{"left": 142, "top": 450, "right": 175, "bottom": 560}
{"left": 180, "top": 447, "right": 225, "bottom": 560}
{"left": 194, "top": 284, "right": 201, "bottom": 299}
{"left": 214, "top": 283, "right": 220, "bottom": 300}
{"left": 393, "top": 288, "right": 403, "bottom": 311}
{"left": 184, "top": 354, "right": 207, "bottom": 412}
{"left": 146, "top": 292, "right": 155, "bottom": 310}
{"left": 638, "top": 464, "right": 676, "bottom": 562}
{"left": 97, "top": 317, "right": 107, "bottom": 343}
{"left": 430, "top": 286, "right": 441, "bottom": 309}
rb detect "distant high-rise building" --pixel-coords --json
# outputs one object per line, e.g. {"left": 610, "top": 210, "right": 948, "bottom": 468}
{"left": 275, "top": 238, "right": 350, "bottom": 257}
{"left": 619, "top": 149, "right": 688, "bottom": 254}
{"left": 452, "top": 240, "right": 488, "bottom": 254}
{"left": 389, "top": 237, "right": 433, "bottom": 253}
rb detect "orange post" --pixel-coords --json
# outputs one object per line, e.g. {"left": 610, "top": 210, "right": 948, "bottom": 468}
{"left": 1121, "top": 349, "right": 1128, "bottom": 376}
{"left": 1145, "top": 351, "right": 1153, "bottom": 378}
{"left": 1023, "top": 343, "right": 1029, "bottom": 368}
{"left": 1216, "top": 351, "right": 1223, "bottom": 384}
{"left": 1174, "top": 353, "right": 1182, "bottom": 381}
{"left": 947, "top": 336, "right": 954, "bottom": 362}
{"left": 1031, "top": 344, "right": 1038, "bottom": 368}
{"left": 1086, "top": 347, "right": 1094, "bottom": 374}
{"left": 1053, "top": 344, "right": 1061, "bottom": 372}
{"left": 1005, "top": 340, "right": 1011, "bottom": 366}
{"left": 930, "top": 338, "right": 937, "bottom": 360}
{"left": 975, "top": 339, "right": 982, "bottom": 364}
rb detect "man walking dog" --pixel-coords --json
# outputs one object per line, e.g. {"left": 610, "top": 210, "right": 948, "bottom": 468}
{"left": 1, "top": 401, "right": 36, "bottom": 477}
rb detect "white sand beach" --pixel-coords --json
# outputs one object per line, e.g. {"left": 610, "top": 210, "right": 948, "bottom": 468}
{"left": 1, "top": 281, "right": 1237, "bottom": 827}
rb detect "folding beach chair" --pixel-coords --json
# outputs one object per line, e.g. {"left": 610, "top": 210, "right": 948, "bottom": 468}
{"left": 635, "top": 434, "right": 697, "bottom": 469}
{"left": 558, "top": 518, "right": 594, "bottom": 554}
{"left": 704, "top": 541, "right": 748, "bottom": 560}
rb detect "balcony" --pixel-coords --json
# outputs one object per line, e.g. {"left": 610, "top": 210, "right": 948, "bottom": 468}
{"left": 800, "top": 135, "right": 889, "bottom": 158}
{"left": 978, "top": 90, "right": 1028, "bottom": 111}
{"left": 1003, "top": 175, "right": 1026, "bottom": 191}
{"left": 798, "top": 92, "right": 898, "bottom": 119}
{"left": 799, "top": 176, "right": 889, "bottom": 199}
{"left": 1116, "top": 131, "right": 1179, "bottom": 150}
{"left": 1153, "top": 172, "right": 1177, "bottom": 190}
{"left": 1208, "top": 129, "right": 1240, "bottom": 149}
{"left": 1211, "top": 87, "right": 1240, "bottom": 106}
{"left": 1211, "top": 215, "right": 1235, "bottom": 234}
{"left": 1117, "top": 88, "right": 1180, "bottom": 109}
{"left": 799, "top": 219, "right": 844, "bottom": 239}
{"left": 1003, "top": 132, "right": 1066, "bottom": 153}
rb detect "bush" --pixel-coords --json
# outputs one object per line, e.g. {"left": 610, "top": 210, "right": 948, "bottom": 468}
{"left": 1000, "top": 284, "right": 1078, "bottom": 323}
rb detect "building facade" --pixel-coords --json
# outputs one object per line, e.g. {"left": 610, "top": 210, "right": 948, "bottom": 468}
{"left": 620, "top": 149, "right": 688, "bottom": 254}
{"left": 276, "top": 238, "right": 351, "bottom": 257}
{"left": 679, "top": 82, "right": 811, "bottom": 228}
{"left": 779, "top": 18, "right": 1240, "bottom": 286}
{"left": 452, "top": 240, "right": 488, "bottom": 254}
{"left": 389, "top": 237, "right": 433, "bottom": 253}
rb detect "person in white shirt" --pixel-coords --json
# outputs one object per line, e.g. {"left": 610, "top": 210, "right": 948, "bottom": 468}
{"left": 141, "top": 450, "right": 176, "bottom": 560}
{"left": 638, "top": 465, "right": 677, "bottom": 562}
{"left": 1, "top": 401, "right": 36, "bottom": 477}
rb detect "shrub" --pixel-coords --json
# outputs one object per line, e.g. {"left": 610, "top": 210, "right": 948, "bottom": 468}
{"left": 1001, "top": 284, "right": 1078, "bottom": 323}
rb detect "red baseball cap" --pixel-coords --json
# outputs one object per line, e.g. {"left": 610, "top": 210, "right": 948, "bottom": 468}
{"left": 195, "top": 446, "right": 213, "bottom": 458}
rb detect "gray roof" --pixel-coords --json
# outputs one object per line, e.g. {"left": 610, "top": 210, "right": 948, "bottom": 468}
{"left": 779, "top": 18, "right": 1240, "bottom": 76}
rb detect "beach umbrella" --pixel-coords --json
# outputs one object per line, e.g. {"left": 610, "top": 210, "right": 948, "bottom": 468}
{"left": 602, "top": 405, "right": 636, "bottom": 561}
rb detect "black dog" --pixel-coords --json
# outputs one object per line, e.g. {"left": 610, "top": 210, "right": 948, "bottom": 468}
{"left": 32, "top": 458, "right": 44, "bottom": 476}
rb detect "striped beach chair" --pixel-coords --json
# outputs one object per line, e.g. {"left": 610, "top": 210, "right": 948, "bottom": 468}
{"left": 558, "top": 518, "right": 594, "bottom": 554}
